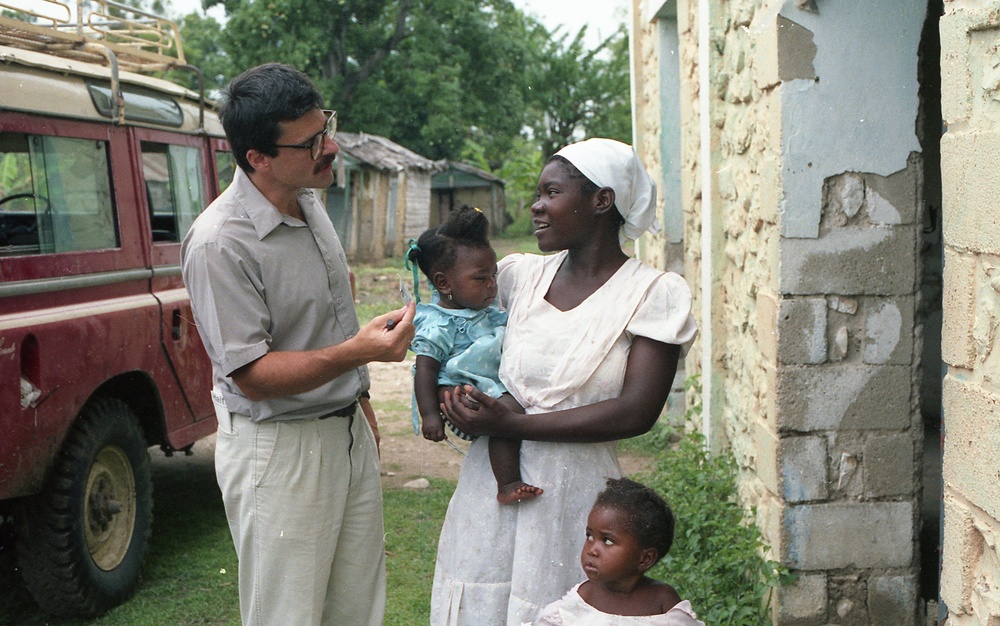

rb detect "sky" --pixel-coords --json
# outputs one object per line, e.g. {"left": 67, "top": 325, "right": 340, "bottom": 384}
{"left": 170, "top": 0, "right": 628, "bottom": 51}
{"left": 512, "top": 0, "right": 628, "bottom": 48}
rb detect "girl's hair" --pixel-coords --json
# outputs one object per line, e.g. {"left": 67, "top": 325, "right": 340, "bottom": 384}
{"left": 408, "top": 205, "right": 491, "bottom": 281}
{"left": 594, "top": 477, "right": 675, "bottom": 563}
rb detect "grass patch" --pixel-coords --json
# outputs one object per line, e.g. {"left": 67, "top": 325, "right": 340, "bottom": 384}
{"left": 384, "top": 480, "right": 454, "bottom": 625}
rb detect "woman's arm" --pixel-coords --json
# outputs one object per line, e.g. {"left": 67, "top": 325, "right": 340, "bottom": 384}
{"left": 414, "top": 355, "right": 447, "bottom": 441}
{"left": 441, "top": 337, "right": 681, "bottom": 443}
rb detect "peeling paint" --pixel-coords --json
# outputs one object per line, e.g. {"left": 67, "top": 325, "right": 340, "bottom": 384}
{"left": 775, "top": 15, "right": 817, "bottom": 82}
{"left": 866, "top": 187, "right": 903, "bottom": 225}
{"left": 778, "top": 1, "right": 924, "bottom": 238}
{"left": 837, "top": 452, "right": 858, "bottom": 489}
{"left": 864, "top": 301, "right": 902, "bottom": 364}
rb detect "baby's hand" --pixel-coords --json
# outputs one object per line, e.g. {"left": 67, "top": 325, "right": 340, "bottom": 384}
{"left": 422, "top": 414, "right": 447, "bottom": 442}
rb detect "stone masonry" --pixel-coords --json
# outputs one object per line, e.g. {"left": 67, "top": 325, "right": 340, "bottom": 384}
{"left": 632, "top": 1, "right": 929, "bottom": 623}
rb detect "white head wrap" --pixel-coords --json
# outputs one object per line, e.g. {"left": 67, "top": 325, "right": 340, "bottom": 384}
{"left": 555, "top": 138, "right": 659, "bottom": 241}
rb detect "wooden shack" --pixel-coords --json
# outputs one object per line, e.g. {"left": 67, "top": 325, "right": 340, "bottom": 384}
{"left": 325, "top": 131, "right": 441, "bottom": 262}
{"left": 431, "top": 161, "right": 508, "bottom": 236}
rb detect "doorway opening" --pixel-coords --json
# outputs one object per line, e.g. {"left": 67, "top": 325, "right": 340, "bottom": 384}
{"left": 916, "top": 0, "right": 944, "bottom": 608}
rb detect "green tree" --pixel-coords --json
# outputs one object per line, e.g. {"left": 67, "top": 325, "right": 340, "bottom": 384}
{"left": 525, "top": 23, "right": 632, "bottom": 160}
{"left": 176, "top": 11, "right": 233, "bottom": 92}
{"left": 585, "top": 27, "right": 633, "bottom": 143}
{"left": 184, "top": 0, "right": 535, "bottom": 162}
{"left": 167, "top": 0, "right": 632, "bottom": 204}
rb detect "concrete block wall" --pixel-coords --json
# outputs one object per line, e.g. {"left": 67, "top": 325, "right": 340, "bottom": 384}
{"left": 775, "top": 0, "right": 928, "bottom": 600}
{"left": 767, "top": 150, "right": 923, "bottom": 626}
{"left": 632, "top": 1, "right": 925, "bottom": 623}
{"left": 939, "top": 4, "right": 1000, "bottom": 624}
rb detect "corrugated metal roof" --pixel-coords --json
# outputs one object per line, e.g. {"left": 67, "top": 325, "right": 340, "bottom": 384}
{"left": 335, "top": 131, "right": 442, "bottom": 173}
{"left": 431, "top": 161, "right": 505, "bottom": 189}
{"left": 445, "top": 161, "right": 504, "bottom": 183}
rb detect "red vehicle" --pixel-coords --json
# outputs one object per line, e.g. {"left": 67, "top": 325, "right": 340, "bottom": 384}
{"left": 0, "top": 1, "right": 228, "bottom": 616}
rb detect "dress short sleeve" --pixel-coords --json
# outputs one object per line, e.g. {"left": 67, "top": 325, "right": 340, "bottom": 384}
{"left": 410, "top": 305, "right": 453, "bottom": 363}
{"left": 626, "top": 272, "right": 698, "bottom": 356}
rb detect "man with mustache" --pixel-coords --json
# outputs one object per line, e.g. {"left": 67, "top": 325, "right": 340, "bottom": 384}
{"left": 181, "top": 63, "right": 415, "bottom": 626}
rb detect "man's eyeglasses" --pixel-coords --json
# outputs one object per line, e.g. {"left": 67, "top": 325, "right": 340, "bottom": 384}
{"left": 274, "top": 110, "right": 337, "bottom": 161}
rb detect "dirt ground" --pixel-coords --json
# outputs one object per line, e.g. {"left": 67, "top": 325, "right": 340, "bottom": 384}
{"left": 159, "top": 358, "right": 650, "bottom": 489}
{"left": 368, "top": 358, "right": 470, "bottom": 488}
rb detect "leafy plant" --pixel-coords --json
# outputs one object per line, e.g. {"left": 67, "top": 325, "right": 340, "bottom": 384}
{"left": 637, "top": 376, "right": 787, "bottom": 626}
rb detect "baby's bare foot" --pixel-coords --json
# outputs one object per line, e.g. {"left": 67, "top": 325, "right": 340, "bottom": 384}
{"left": 497, "top": 481, "right": 544, "bottom": 504}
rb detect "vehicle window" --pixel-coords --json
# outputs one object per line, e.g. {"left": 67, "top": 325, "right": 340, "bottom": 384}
{"left": 141, "top": 142, "right": 205, "bottom": 243}
{"left": 215, "top": 150, "right": 235, "bottom": 193}
{"left": 0, "top": 132, "right": 117, "bottom": 257}
{"left": 87, "top": 82, "right": 184, "bottom": 127}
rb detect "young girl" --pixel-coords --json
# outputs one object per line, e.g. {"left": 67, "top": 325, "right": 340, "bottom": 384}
{"left": 532, "top": 478, "right": 705, "bottom": 626}
{"left": 408, "top": 205, "right": 542, "bottom": 504}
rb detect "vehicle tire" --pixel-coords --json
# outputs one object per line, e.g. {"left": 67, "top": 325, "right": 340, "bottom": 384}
{"left": 15, "top": 397, "right": 153, "bottom": 617}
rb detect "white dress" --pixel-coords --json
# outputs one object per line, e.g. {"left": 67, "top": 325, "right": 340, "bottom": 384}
{"left": 532, "top": 583, "right": 706, "bottom": 626}
{"left": 430, "top": 252, "right": 698, "bottom": 626}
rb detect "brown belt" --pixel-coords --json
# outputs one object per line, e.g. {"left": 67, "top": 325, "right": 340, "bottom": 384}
{"left": 318, "top": 401, "right": 358, "bottom": 419}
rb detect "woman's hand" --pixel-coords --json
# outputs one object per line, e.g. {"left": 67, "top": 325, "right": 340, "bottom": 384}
{"left": 440, "top": 385, "right": 510, "bottom": 438}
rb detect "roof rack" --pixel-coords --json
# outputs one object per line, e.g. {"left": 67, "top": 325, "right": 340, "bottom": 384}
{"left": 0, "top": 0, "right": 206, "bottom": 127}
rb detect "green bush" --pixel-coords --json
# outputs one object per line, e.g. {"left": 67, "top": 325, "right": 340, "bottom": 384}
{"left": 504, "top": 207, "right": 537, "bottom": 237}
{"left": 636, "top": 378, "right": 788, "bottom": 625}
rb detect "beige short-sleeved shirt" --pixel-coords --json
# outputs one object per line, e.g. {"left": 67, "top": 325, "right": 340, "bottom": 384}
{"left": 181, "top": 167, "right": 367, "bottom": 422}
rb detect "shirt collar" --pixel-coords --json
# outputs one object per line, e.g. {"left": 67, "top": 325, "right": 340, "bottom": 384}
{"left": 232, "top": 167, "right": 315, "bottom": 240}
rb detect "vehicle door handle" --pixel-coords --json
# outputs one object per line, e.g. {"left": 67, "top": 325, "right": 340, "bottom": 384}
{"left": 171, "top": 309, "right": 182, "bottom": 340}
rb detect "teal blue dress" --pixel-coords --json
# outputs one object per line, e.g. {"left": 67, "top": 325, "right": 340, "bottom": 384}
{"left": 409, "top": 300, "right": 507, "bottom": 437}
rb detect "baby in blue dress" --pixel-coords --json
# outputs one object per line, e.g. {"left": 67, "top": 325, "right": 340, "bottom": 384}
{"left": 408, "top": 206, "right": 542, "bottom": 504}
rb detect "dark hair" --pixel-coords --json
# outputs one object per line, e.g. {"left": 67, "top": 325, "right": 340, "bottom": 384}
{"left": 219, "top": 63, "right": 324, "bottom": 173}
{"left": 409, "top": 206, "right": 491, "bottom": 282}
{"left": 594, "top": 477, "right": 675, "bottom": 563}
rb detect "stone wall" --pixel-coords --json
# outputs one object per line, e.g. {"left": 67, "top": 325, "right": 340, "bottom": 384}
{"left": 632, "top": 1, "right": 926, "bottom": 623}
{"left": 938, "top": 2, "right": 1000, "bottom": 624}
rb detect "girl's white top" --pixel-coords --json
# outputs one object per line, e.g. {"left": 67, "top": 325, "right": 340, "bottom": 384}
{"left": 531, "top": 583, "right": 706, "bottom": 626}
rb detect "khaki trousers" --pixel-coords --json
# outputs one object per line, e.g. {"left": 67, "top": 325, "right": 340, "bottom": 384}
{"left": 215, "top": 409, "right": 385, "bottom": 626}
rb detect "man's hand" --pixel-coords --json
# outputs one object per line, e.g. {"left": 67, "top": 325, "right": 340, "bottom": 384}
{"left": 358, "top": 302, "right": 416, "bottom": 362}
{"left": 230, "top": 302, "right": 416, "bottom": 401}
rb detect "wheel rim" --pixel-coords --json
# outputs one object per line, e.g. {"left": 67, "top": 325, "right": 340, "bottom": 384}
{"left": 84, "top": 445, "right": 136, "bottom": 571}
